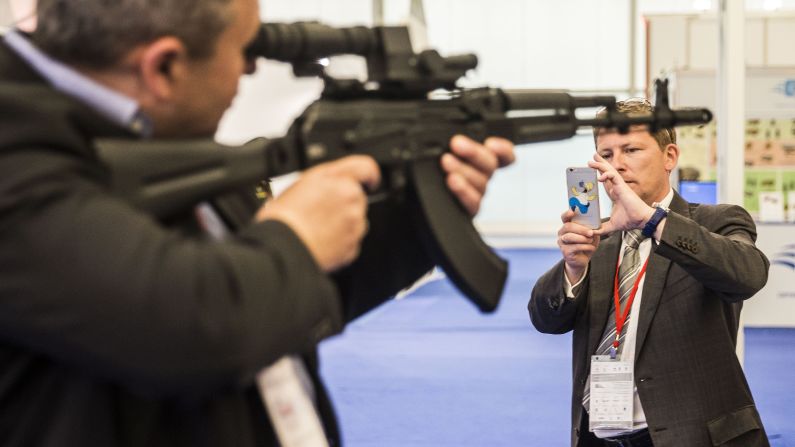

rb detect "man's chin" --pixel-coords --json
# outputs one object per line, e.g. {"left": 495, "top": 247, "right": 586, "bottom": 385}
{"left": 627, "top": 184, "right": 649, "bottom": 202}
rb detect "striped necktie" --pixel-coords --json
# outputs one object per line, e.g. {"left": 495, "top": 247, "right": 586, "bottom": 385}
{"left": 582, "top": 229, "right": 647, "bottom": 412}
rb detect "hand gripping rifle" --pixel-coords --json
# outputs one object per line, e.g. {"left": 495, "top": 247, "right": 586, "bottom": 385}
{"left": 97, "top": 22, "right": 712, "bottom": 313}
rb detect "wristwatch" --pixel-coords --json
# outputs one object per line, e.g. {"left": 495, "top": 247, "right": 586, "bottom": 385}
{"left": 641, "top": 206, "right": 669, "bottom": 238}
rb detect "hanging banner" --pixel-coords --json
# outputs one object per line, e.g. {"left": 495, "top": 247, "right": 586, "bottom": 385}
{"left": 744, "top": 223, "right": 795, "bottom": 327}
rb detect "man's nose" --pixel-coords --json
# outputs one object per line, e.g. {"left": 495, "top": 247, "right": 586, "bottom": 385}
{"left": 611, "top": 152, "right": 626, "bottom": 171}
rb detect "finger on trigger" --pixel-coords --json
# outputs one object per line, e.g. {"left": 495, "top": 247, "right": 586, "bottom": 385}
{"left": 327, "top": 155, "right": 382, "bottom": 190}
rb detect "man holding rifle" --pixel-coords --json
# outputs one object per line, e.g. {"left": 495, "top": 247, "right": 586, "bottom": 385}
{"left": 0, "top": 0, "right": 514, "bottom": 445}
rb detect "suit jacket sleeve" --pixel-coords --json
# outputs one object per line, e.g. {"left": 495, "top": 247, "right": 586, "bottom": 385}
{"left": 0, "top": 148, "right": 345, "bottom": 395}
{"left": 528, "top": 260, "right": 588, "bottom": 334}
{"left": 655, "top": 204, "right": 769, "bottom": 302}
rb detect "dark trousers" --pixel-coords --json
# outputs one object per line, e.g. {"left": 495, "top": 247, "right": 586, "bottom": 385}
{"left": 601, "top": 429, "right": 653, "bottom": 447}
{"left": 578, "top": 411, "right": 654, "bottom": 447}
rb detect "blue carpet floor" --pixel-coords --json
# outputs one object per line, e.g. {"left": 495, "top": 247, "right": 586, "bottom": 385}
{"left": 319, "top": 249, "right": 795, "bottom": 446}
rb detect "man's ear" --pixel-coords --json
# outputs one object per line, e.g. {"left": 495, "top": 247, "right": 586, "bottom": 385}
{"left": 139, "top": 37, "right": 189, "bottom": 101}
{"left": 664, "top": 143, "right": 680, "bottom": 172}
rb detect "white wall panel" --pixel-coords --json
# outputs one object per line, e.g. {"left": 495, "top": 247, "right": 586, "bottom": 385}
{"left": 382, "top": 0, "right": 412, "bottom": 24}
{"left": 647, "top": 16, "right": 689, "bottom": 78}
{"left": 0, "top": 1, "right": 12, "bottom": 29}
{"left": 767, "top": 16, "right": 795, "bottom": 65}
{"left": 421, "top": 0, "right": 528, "bottom": 88}
{"left": 262, "top": 0, "right": 371, "bottom": 24}
{"left": 745, "top": 18, "right": 765, "bottom": 66}
{"left": 688, "top": 18, "right": 718, "bottom": 69}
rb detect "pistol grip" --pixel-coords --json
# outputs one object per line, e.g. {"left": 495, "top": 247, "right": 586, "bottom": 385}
{"left": 407, "top": 159, "right": 507, "bottom": 312}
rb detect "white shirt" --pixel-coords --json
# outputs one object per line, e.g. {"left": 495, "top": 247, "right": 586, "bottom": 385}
{"left": 565, "top": 188, "right": 674, "bottom": 438}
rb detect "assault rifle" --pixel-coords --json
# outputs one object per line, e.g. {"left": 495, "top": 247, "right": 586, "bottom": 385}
{"left": 97, "top": 22, "right": 712, "bottom": 313}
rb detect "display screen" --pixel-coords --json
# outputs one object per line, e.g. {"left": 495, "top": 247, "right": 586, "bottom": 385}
{"left": 679, "top": 181, "right": 717, "bottom": 205}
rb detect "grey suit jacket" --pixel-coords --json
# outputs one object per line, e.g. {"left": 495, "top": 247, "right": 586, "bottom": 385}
{"left": 529, "top": 192, "right": 770, "bottom": 447}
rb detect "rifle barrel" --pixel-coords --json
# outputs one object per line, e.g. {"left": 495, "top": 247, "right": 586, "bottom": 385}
{"left": 582, "top": 108, "right": 713, "bottom": 129}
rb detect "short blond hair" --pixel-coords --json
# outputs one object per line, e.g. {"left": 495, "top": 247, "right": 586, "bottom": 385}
{"left": 593, "top": 98, "right": 676, "bottom": 150}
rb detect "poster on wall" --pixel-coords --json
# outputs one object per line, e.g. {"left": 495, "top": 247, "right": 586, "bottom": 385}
{"left": 743, "top": 224, "right": 795, "bottom": 328}
{"left": 672, "top": 69, "right": 795, "bottom": 218}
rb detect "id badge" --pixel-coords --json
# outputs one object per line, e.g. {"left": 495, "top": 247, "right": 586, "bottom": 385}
{"left": 588, "top": 355, "right": 634, "bottom": 431}
{"left": 257, "top": 356, "right": 330, "bottom": 447}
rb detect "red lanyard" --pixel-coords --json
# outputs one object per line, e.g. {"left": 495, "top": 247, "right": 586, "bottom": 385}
{"left": 612, "top": 255, "right": 650, "bottom": 353}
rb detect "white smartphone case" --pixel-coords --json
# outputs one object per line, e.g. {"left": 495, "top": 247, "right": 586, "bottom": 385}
{"left": 566, "top": 167, "right": 601, "bottom": 229}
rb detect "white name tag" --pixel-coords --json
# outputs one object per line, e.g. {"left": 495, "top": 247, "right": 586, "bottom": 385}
{"left": 588, "top": 355, "right": 634, "bottom": 431}
{"left": 257, "top": 356, "right": 330, "bottom": 447}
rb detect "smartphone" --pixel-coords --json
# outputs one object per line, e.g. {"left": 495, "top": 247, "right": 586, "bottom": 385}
{"left": 566, "top": 167, "right": 601, "bottom": 229}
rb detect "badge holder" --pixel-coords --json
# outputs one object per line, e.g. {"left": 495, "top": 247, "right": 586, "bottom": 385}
{"left": 588, "top": 354, "right": 634, "bottom": 431}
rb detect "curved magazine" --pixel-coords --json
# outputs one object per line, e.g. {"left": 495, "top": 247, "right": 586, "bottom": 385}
{"left": 407, "top": 159, "right": 508, "bottom": 313}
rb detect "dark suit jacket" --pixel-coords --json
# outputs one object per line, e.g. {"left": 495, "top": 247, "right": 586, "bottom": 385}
{"left": 0, "top": 38, "right": 432, "bottom": 446}
{"left": 529, "top": 192, "right": 771, "bottom": 447}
